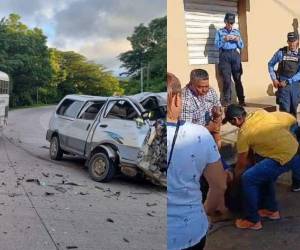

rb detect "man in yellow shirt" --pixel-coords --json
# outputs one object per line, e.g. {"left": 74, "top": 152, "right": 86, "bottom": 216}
{"left": 222, "top": 104, "right": 300, "bottom": 230}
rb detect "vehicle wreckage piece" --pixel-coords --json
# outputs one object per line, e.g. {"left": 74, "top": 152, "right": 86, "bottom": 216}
{"left": 137, "top": 119, "right": 167, "bottom": 187}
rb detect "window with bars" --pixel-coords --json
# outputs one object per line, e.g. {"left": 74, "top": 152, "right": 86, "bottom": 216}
{"left": 0, "top": 80, "right": 9, "bottom": 94}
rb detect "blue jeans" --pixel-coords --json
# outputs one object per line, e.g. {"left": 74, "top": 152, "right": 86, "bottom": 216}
{"left": 276, "top": 82, "right": 300, "bottom": 117}
{"left": 241, "top": 154, "right": 300, "bottom": 222}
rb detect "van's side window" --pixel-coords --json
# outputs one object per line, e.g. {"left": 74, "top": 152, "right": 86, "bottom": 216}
{"left": 105, "top": 100, "right": 139, "bottom": 121}
{"left": 79, "top": 101, "right": 105, "bottom": 120}
{"left": 57, "top": 99, "right": 84, "bottom": 118}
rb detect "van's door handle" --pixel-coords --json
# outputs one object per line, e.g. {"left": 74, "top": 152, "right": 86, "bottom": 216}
{"left": 99, "top": 124, "right": 108, "bottom": 128}
{"left": 86, "top": 124, "right": 91, "bottom": 130}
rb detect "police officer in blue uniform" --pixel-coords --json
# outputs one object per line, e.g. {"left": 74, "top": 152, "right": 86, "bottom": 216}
{"left": 268, "top": 32, "right": 300, "bottom": 116}
{"left": 215, "top": 13, "right": 245, "bottom": 107}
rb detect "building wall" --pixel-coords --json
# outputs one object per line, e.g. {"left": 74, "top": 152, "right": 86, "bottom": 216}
{"left": 167, "top": 0, "right": 300, "bottom": 98}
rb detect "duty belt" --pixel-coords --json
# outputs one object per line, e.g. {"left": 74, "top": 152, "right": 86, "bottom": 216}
{"left": 220, "top": 48, "right": 237, "bottom": 52}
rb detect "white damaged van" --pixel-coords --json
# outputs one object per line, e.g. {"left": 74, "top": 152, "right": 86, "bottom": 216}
{"left": 46, "top": 93, "right": 166, "bottom": 184}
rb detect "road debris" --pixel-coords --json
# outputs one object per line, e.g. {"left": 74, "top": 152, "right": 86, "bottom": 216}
{"left": 44, "top": 192, "right": 55, "bottom": 196}
{"left": 61, "top": 180, "right": 85, "bottom": 186}
{"left": 79, "top": 191, "right": 89, "bottom": 195}
{"left": 123, "top": 238, "right": 130, "bottom": 243}
{"left": 42, "top": 172, "right": 49, "bottom": 178}
{"left": 55, "top": 186, "right": 67, "bottom": 193}
{"left": 106, "top": 218, "right": 114, "bottom": 223}
{"left": 127, "top": 195, "right": 137, "bottom": 200}
{"left": 147, "top": 212, "right": 155, "bottom": 217}
{"left": 146, "top": 202, "right": 157, "bottom": 207}
{"left": 95, "top": 185, "right": 104, "bottom": 191}
{"left": 26, "top": 178, "right": 41, "bottom": 185}
{"left": 130, "top": 192, "right": 151, "bottom": 195}
{"left": 8, "top": 193, "right": 22, "bottom": 197}
{"left": 66, "top": 246, "right": 78, "bottom": 249}
{"left": 103, "top": 191, "right": 121, "bottom": 199}
{"left": 55, "top": 174, "right": 63, "bottom": 177}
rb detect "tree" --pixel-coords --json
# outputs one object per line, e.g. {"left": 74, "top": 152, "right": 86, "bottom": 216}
{"left": 0, "top": 14, "right": 52, "bottom": 106}
{"left": 0, "top": 14, "right": 123, "bottom": 106}
{"left": 50, "top": 50, "right": 123, "bottom": 98}
{"left": 119, "top": 16, "right": 166, "bottom": 93}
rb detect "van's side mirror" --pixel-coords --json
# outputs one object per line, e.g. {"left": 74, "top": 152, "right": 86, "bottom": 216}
{"left": 135, "top": 117, "right": 145, "bottom": 128}
{"left": 141, "top": 111, "right": 150, "bottom": 120}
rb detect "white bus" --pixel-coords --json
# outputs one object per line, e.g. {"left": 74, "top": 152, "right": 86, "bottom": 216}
{"left": 0, "top": 71, "right": 9, "bottom": 128}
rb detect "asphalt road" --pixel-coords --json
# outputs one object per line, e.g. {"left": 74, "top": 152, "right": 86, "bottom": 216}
{"left": 0, "top": 106, "right": 166, "bottom": 250}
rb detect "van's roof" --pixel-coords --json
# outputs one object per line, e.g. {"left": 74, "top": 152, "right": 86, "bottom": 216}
{"left": 0, "top": 71, "right": 9, "bottom": 81}
{"left": 64, "top": 94, "right": 108, "bottom": 102}
{"left": 64, "top": 92, "right": 167, "bottom": 105}
{"left": 130, "top": 92, "right": 167, "bottom": 106}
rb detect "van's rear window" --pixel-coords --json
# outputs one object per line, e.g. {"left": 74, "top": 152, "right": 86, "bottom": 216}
{"left": 57, "top": 99, "right": 84, "bottom": 118}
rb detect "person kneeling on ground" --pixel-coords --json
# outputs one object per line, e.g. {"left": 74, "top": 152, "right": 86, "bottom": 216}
{"left": 222, "top": 104, "right": 300, "bottom": 230}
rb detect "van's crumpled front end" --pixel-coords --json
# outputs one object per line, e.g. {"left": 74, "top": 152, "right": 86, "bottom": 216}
{"left": 137, "top": 119, "right": 167, "bottom": 187}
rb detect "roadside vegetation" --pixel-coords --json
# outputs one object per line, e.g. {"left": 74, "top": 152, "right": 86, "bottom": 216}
{"left": 119, "top": 16, "right": 167, "bottom": 94}
{"left": 0, "top": 14, "right": 166, "bottom": 107}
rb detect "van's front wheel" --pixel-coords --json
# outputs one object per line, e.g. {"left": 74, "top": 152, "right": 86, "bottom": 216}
{"left": 88, "top": 153, "right": 116, "bottom": 182}
{"left": 50, "top": 136, "right": 63, "bottom": 160}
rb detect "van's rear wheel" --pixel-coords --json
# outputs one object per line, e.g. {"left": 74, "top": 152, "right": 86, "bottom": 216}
{"left": 88, "top": 152, "right": 116, "bottom": 182}
{"left": 50, "top": 136, "right": 63, "bottom": 160}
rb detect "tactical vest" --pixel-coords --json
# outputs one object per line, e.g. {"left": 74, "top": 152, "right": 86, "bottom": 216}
{"left": 277, "top": 46, "right": 300, "bottom": 78}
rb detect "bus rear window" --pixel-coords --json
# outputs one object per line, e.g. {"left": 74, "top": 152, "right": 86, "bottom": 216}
{"left": 0, "top": 80, "right": 9, "bottom": 94}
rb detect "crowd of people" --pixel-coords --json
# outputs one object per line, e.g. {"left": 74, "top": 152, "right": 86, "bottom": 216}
{"left": 167, "top": 12, "right": 300, "bottom": 250}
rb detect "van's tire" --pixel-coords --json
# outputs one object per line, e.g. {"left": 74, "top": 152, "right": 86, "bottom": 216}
{"left": 50, "top": 136, "right": 63, "bottom": 160}
{"left": 88, "top": 152, "right": 116, "bottom": 182}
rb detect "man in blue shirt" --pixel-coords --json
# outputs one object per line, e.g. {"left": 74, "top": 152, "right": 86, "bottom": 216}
{"left": 215, "top": 13, "right": 245, "bottom": 107}
{"left": 268, "top": 32, "right": 300, "bottom": 116}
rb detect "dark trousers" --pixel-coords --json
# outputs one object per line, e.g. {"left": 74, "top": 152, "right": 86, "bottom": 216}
{"left": 182, "top": 236, "right": 206, "bottom": 250}
{"left": 219, "top": 50, "right": 245, "bottom": 105}
{"left": 241, "top": 155, "right": 300, "bottom": 223}
{"left": 276, "top": 81, "right": 300, "bottom": 117}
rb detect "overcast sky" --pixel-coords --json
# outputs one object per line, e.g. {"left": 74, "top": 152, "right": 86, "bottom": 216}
{"left": 0, "top": 0, "right": 166, "bottom": 75}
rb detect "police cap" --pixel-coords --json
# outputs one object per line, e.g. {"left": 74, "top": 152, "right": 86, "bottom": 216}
{"left": 287, "top": 32, "right": 299, "bottom": 42}
{"left": 224, "top": 13, "right": 235, "bottom": 23}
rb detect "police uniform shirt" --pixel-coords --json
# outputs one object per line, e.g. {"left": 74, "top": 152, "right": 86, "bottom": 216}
{"left": 268, "top": 48, "right": 300, "bottom": 84}
{"left": 215, "top": 27, "right": 244, "bottom": 50}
